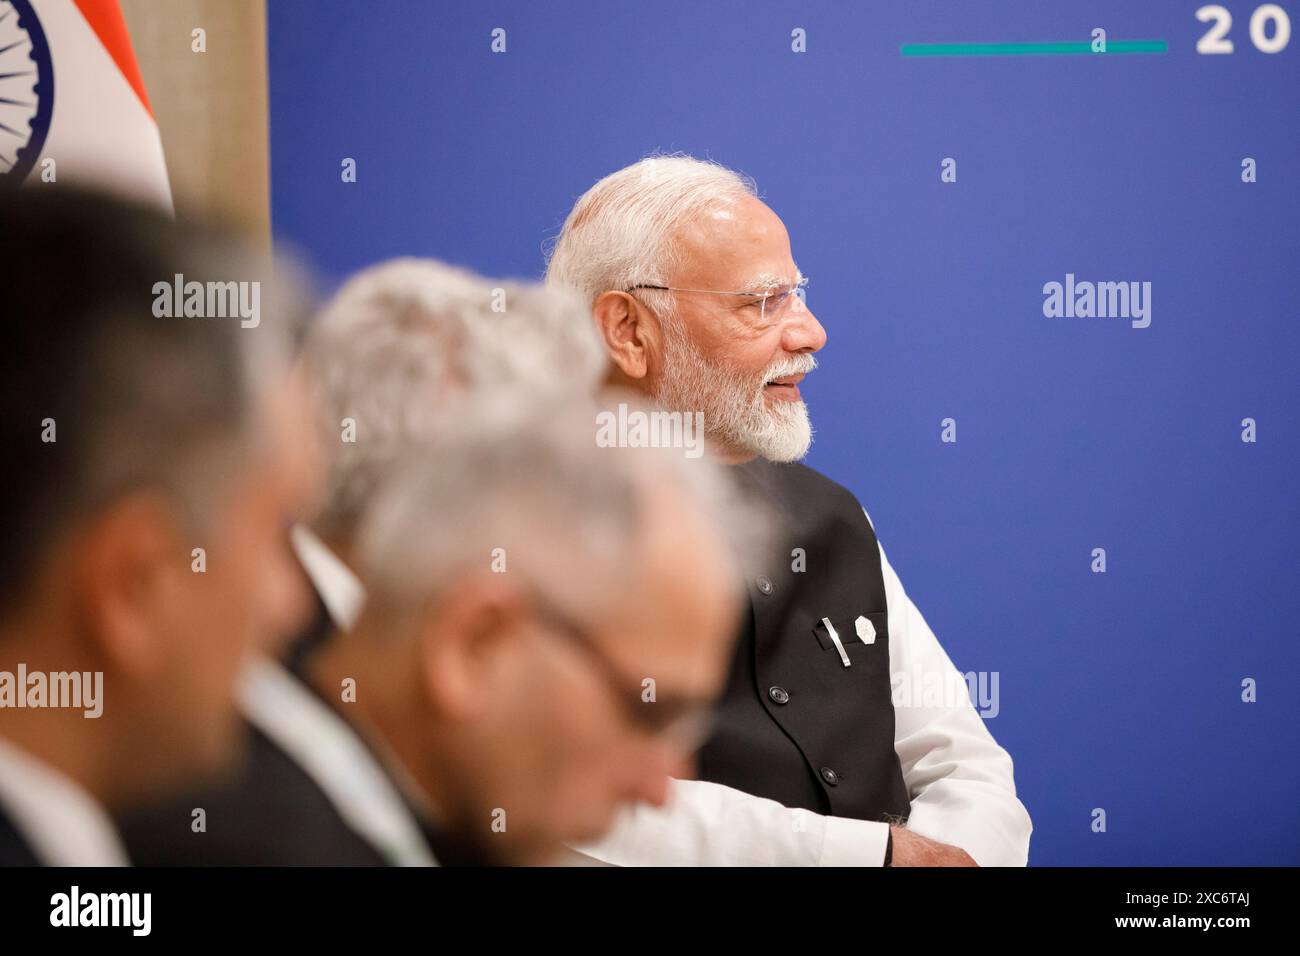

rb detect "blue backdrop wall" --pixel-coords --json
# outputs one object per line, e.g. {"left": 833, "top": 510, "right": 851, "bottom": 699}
{"left": 266, "top": 0, "right": 1300, "bottom": 865}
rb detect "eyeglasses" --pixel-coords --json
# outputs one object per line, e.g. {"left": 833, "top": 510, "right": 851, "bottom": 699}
{"left": 528, "top": 589, "right": 717, "bottom": 753}
{"left": 625, "top": 273, "right": 809, "bottom": 326}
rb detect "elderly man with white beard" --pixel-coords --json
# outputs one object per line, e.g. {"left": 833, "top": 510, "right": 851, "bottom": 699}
{"left": 546, "top": 155, "right": 1033, "bottom": 867}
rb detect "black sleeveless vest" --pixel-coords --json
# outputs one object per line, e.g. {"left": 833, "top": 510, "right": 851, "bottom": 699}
{"left": 696, "top": 457, "right": 911, "bottom": 823}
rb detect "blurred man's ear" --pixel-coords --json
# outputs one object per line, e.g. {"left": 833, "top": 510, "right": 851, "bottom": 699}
{"left": 418, "top": 573, "right": 529, "bottom": 722}
{"left": 72, "top": 493, "right": 186, "bottom": 678}
{"left": 592, "top": 291, "right": 652, "bottom": 383}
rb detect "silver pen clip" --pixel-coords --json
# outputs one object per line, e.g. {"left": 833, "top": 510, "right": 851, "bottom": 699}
{"left": 821, "top": 616, "right": 851, "bottom": 668}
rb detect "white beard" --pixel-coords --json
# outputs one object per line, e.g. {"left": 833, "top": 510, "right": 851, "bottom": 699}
{"left": 653, "top": 316, "right": 816, "bottom": 462}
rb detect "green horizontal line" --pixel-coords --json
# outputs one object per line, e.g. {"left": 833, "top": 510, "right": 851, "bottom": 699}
{"left": 901, "top": 39, "right": 1167, "bottom": 57}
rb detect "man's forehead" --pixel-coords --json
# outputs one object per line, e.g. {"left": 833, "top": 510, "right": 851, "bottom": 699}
{"left": 672, "top": 196, "right": 795, "bottom": 288}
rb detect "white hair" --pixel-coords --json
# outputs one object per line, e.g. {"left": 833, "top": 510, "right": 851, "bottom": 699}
{"left": 357, "top": 393, "right": 761, "bottom": 628}
{"left": 301, "top": 258, "right": 607, "bottom": 542}
{"left": 544, "top": 153, "right": 757, "bottom": 318}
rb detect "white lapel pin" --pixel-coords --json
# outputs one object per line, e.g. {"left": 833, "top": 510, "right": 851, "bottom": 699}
{"left": 855, "top": 615, "right": 876, "bottom": 645}
{"left": 821, "top": 617, "right": 851, "bottom": 667}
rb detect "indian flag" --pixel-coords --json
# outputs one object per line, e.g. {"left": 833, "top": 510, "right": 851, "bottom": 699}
{"left": 1, "top": 0, "right": 171, "bottom": 209}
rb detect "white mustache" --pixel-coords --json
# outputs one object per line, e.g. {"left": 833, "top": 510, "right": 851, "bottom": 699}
{"left": 760, "top": 353, "right": 818, "bottom": 385}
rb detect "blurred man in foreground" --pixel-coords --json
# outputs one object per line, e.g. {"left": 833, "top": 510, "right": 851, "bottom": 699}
{"left": 317, "top": 399, "right": 747, "bottom": 862}
{"left": 122, "top": 260, "right": 750, "bottom": 864}
{"left": 0, "top": 187, "right": 316, "bottom": 865}
{"left": 126, "top": 396, "right": 748, "bottom": 865}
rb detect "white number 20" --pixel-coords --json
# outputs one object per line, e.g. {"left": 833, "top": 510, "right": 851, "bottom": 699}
{"left": 1196, "top": 4, "right": 1291, "bottom": 54}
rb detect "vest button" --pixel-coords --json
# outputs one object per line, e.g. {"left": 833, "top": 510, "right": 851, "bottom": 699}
{"left": 768, "top": 686, "right": 790, "bottom": 705}
{"left": 755, "top": 574, "right": 774, "bottom": 595}
{"left": 819, "top": 766, "right": 839, "bottom": 787}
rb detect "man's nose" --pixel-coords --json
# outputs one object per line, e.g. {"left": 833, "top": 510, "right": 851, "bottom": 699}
{"left": 781, "top": 301, "right": 827, "bottom": 354}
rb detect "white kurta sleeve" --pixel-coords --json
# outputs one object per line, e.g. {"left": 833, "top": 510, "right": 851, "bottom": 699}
{"left": 572, "top": 776, "right": 890, "bottom": 866}
{"left": 867, "top": 507, "right": 1033, "bottom": 866}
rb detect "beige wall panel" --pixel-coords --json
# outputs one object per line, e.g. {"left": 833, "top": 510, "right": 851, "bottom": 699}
{"left": 119, "top": 0, "right": 269, "bottom": 239}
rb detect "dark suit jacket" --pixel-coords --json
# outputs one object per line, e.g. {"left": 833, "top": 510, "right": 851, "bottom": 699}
{"left": 118, "top": 640, "right": 479, "bottom": 864}
{"left": 116, "top": 719, "right": 396, "bottom": 866}
{"left": 0, "top": 806, "right": 42, "bottom": 866}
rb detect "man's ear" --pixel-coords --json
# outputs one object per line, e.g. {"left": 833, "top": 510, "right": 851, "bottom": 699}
{"left": 72, "top": 492, "right": 186, "bottom": 679}
{"left": 592, "top": 290, "right": 654, "bottom": 382}
{"left": 418, "top": 573, "right": 528, "bottom": 721}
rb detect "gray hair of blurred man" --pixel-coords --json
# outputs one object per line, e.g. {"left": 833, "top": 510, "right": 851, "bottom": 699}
{"left": 542, "top": 153, "right": 758, "bottom": 324}
{"left": 299, "top": 258, "right": 609, "bottom": 546}
{"left": 355, "top": 392, "right": 765, "bottom": 633}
